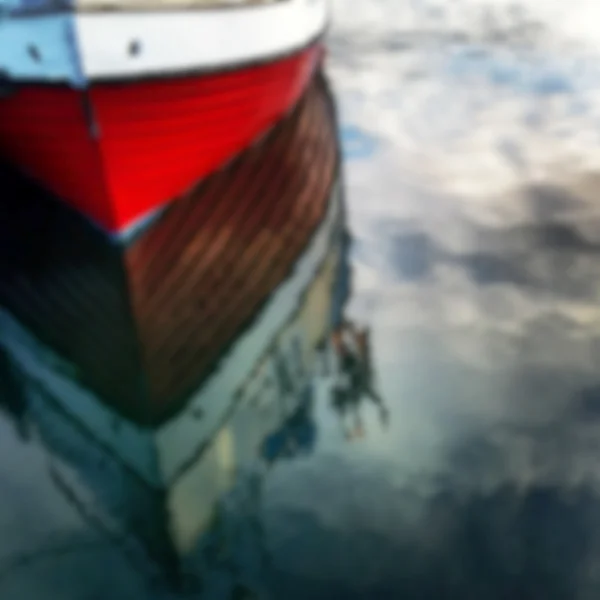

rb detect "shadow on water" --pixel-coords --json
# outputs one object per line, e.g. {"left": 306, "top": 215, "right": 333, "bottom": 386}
{"left": 0, "top": 347, "right": 29, "bottom": 442}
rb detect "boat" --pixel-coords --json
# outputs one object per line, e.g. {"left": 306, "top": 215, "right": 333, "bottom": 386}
{"left": 0, "top": 0, "right": 347, "bottom": 578}
{"left": 0, "top": 0, "right": 329, "bottom": 236}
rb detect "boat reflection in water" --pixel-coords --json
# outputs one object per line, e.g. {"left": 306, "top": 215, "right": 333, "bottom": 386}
{"left": 0, "top": 74, "right": 353, "bottom": 593}
{"left": 195, "top": 314, "right": 390, "bottom": 596}
{"left": 328, "top": 321, "right": 390, "bottom": 441}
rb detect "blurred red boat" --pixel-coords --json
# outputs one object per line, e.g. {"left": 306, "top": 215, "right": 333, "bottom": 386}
{"left": 0, "top": 0, "right": 328, "bottom": 235}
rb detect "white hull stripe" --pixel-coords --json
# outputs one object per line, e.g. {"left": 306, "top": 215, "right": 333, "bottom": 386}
{"left": 0, "top": 181, "right": 340, "bottom": 487}
{"left": 0, "top": 0, "right": 328, "bottom": 84}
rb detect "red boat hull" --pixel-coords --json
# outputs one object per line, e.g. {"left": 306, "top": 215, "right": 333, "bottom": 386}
{"left": 0, "top": 44, "right": 322, "bottom": 233}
